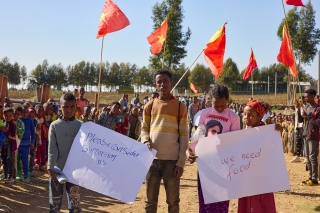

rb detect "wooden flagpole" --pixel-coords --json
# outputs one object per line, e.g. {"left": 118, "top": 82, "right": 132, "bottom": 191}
{"left": 251, "top": 72, "right": 254, "bottom": 98}
{"left": 170, "top": 49, "right": 204, "bottom": 93}
{"left": 162, "top": 41, "right": 167, "bottom": 69}
{"left": 97, "top": 36, "right": 105, "bottom": 112}
{"left": 281, "top": 0, "right": 302, "bottom": 103}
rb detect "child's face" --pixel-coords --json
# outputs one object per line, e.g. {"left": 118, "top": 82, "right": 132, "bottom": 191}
{"left": 36, "top": 107, "right": 44, "bottom": 117}
{"left": 29, "top": 111, "right": 35, "bottom": 118}
{"left": 60, "top": 100, "right": 76, "bottom": 119}
{"left": 21, "top": 108, "right": 29, "bottom": 119}
{"left": 212, "top": 97, "right": 228, "bottom": 113}
{"left": 4, "top": 111, "right": 14, "bottom": 122}
{"left": 243, "top": 106, "right": 262, "bottom": 128}
{"left": 14, "top": 111, "right": 22, "bottom": 120}
{"left": 85, "top": 107, "right": 91, "bottom": 116}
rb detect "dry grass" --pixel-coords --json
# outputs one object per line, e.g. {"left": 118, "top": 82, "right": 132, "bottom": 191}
{"left": 8, "top": 90, "right": 290, "bottom": 106}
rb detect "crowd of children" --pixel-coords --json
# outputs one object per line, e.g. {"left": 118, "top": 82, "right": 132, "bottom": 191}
{"left": 0, "top": 83, "right": 319, "bottom": 212}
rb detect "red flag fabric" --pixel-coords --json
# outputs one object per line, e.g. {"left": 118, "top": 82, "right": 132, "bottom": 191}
{"left": 243, "top": 49, "right": 258, "bottom": 81}
{"left": 96, "top": 0, "right": 130, "bottom": 39}
{"left": 190, "top": 82, "right": 198, "bottom": 94}
{"left": 204, "top": 24, "right": 226, "bottom": 79}
{"left": 285, "top": 0, "right": 305, "bottom": 7}
{"left": 277, "top": 25, "right": 296, "bottom": 77}
{"left": 147, "top": 19, "right": 168, "bottom": 54}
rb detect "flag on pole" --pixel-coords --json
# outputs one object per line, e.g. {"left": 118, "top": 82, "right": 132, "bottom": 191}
{"left": 147, "top": 19, "right": 168, "bottom": 55}
{"left": 96, "top": 0, "right": 130, "bottom": 39}
{"left": 243, "top": 49, "right": 258, "bottom": 81}
{"left": 277, "top": 25, "right": 296, "bottom": 77}
{"left": 190, "top": 82, "right": 198, "bottom": 94}
{"left": 204, "top": 24, "right": 226, "bottom": 79}
{"left": 285, "top": 0, "right": 305, "bottom": 7}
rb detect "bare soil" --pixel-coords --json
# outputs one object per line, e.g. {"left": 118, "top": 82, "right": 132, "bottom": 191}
{"left": 0, "top": 154, "right": 319, "bottom": 213}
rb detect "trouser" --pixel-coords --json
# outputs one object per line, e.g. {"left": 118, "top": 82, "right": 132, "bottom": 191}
{"left": 49, "top": 177, "right": 81, "bottom": 213}
{"left": 289, "top": 131, "right": 295, "bottom": 153}
{"left": 0, "top": 144, "right": 14, "bottom": 179}
{"left": 17, "top": 145, "right": 30, "bottom": 179}
{"left": 198, "top": 173, "right": 229, "bottom": 213}
{"left": 29, "top": 145, "right": 36, "bottom": 174}
{"left": 145, "top": 159, "right": 180, "bottom": 213}
{"left": 295, "top": 128, "right": 303, "bottom": 157}
{"left": 35, "top": 139, "right": 47, "bottom": 166}
{"left": 306, "top": 139, "right": 319, "bottom": 181}
{"left": 189, "top": 121, "right": 197, "bottom": 138}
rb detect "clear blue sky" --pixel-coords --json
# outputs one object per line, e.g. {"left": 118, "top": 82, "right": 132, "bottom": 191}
{"left": 1, "top": 0, "right": 319, "bottom": 79}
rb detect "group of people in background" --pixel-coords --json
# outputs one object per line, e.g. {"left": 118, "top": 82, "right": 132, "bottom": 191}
{"left": 0, "top": 68, "right": 319, "bottom": 213}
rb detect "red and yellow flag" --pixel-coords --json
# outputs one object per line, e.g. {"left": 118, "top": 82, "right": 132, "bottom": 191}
{"left": 147, "top": 19, "right": 168, "bottom": 55}
{"left": 277, "top": 25, "right": 296, "bottom": 77}
{"left": 243, "top": 49, "right": 258, "bottom": 81}
{"left": 190, "top": 82, "right": 198, "bottom": 94}
{"left": 96, "top": 0, "right": 130, "bottom": 39}
{"left": 285, "top": 0, "right": 305, "bottom": 7}
{"left": 204, "top": 24, "right": 226, "bottom": 79}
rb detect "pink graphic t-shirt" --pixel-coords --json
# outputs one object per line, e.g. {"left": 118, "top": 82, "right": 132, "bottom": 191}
{"left": 199, "top": 107, "right": 241, "bottom": 133}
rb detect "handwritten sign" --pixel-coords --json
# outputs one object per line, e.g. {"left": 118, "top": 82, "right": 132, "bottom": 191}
{"left": 62, "top": 122, "right": 156, "bottom": 203}
{"left": 196, "top": 124, "right": 290, "bottom": 204}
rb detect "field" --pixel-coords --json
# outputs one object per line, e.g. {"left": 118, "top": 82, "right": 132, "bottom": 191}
{"left": 1, "top": 90, "right": 318, "bottom": 213}
{"left": 7, "top": 89, "right": 290, "bottom": 106}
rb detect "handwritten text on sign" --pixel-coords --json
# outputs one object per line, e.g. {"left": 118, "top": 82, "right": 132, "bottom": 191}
{"left": 196, "top": 124, "right": 290, "bottom": 204}
{"left": 63, "top": 122, "right": 156, "bottom": 203}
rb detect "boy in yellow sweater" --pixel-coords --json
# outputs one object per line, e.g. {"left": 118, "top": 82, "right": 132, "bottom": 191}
{"left": 141, "top": 69, "right": 188, "bottom": 213}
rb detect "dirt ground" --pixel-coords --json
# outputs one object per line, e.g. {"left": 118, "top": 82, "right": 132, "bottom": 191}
{"left": 0, "top": 153, "right": 320, "bottom": 213}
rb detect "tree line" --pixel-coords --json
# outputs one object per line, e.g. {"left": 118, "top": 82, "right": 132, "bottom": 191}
{"left": 0, "top": 0, "right": 319, "bottom": 94}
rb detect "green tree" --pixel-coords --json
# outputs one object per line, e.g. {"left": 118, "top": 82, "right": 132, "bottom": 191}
{"left": 277, "top": 1, "right": 320, "bottom": 65}
{"left": 216, "top": 58, "right": 240, "bottom": 90}
{"left": 149, "top": 0, "right": 191, "bottom": 71}
{"left": 20, "top": 66, "right": 27, "bottom": 88}
{"left": 189, "top": 64, "right": 214, "bottom": 93}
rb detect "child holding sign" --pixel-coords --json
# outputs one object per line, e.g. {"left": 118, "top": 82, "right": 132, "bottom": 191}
{"left": 47, "top": 93, "right": 82, "bottom": 212}
{"left": 188, "top": 84, "right": 240, "bottom": 213}
{"left": 238, "top": 100, "right": 282, "bottom": 213}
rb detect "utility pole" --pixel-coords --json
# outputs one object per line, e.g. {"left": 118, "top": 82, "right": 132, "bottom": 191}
{"left": 268, "top": 76, "right": 270, "bottom": 94}
{"left": 318, "top": 50, "right": 320, "bottom": 95}
{"left": 275, "top": 72, "right": 277, "bottom": 97}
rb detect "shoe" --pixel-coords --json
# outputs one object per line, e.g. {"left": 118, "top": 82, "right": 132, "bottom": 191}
{"left": 28, "top": 171, "right": 36, "bottom": 178}
{"left": 289, "top": 152, "right": 295, "bottom": 156}
{"left": 22, "top": 178, "right": 30, "bottom": 183}
{"left": 33, "top": 164, "right": 40, "bottom": 171}
{"left": 303, "top": 158, "right": 308, "bottom": 164}
{"left": 302, "top": 178, "right": 312, "bottom": 184}
{"left": 40, "top": 165, "right": 47, "bottom": 171}
{"left": 306, "top": 180, "right": 319, "bottom": 186}
{"left": 4, "top": 178, "right": 14, "bottom": 183}
{"left": 16, "top": 176, "right": 22, "bottom": 181}
{"left": 290, "top": 156, "right": 301, "bottom": 163}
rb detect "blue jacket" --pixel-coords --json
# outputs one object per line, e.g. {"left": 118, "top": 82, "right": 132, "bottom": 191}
{"left": 20, "top": 116, "right": 36, "bottom": 146}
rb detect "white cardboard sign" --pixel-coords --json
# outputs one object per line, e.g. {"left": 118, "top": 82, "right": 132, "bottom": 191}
{"left": 62, "top": 122, "right": 156, "bottom": 203}
{"left": 196, "top": 124, "right": 290, "bottom": 204}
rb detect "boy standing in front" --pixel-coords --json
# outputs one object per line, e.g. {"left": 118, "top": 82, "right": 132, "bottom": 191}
{"left": 141, "top": 69, "right": 188, "bottom": 213}
{"left": 47, "top": 93, "right": 82, "bottom": 212}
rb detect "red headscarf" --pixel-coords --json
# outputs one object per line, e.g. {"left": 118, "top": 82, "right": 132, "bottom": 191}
{"left": 247, "top": 100, "right": 265, "bottom": 117}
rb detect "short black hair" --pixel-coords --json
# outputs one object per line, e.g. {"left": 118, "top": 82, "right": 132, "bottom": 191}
{"left": 60, "top": 93, "right": 76, "bottom": 103}
{"left": 304, "top": 89, "right": 317, "bottom": 96}
{"left": 13, "top": 105, "right": 23, "bottom": 113}
{"left": 209, "top": 84, "right": 229, "bottom": 100}
{"left": 111, "top": 101, "right": 121, "bottom": 107}
{"left": 3, "top": 107, "right": 14, "bottom": 114}
{"left": 154, "top": 69, "right": 172, "bottom": 80}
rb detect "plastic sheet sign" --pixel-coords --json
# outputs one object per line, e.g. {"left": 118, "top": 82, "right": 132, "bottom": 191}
{"left": 196, "top": 124, "right": 290, "bottom": 204}
{"left": 63, "top": 122, "right": 156, "bottom": 203}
